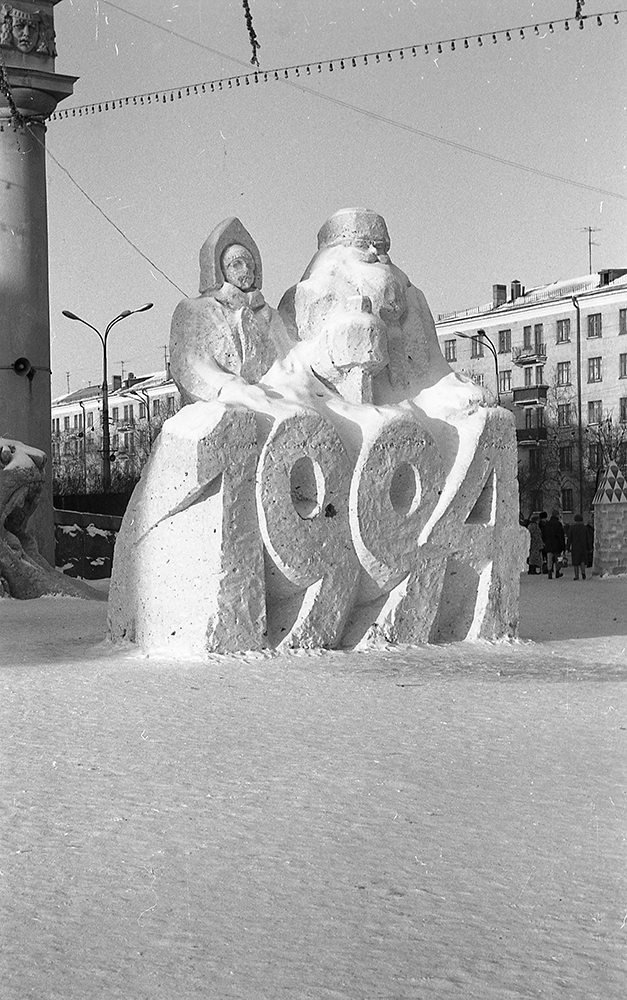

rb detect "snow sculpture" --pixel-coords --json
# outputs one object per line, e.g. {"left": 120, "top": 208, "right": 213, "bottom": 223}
{"left": 0, "top": 437, "right": 104, "bottom": 600}
{"left": 169, "top": 216, "right": 296, "bottom": 406}
{"left": 109, "top": 209, "right": 527, "bottom": 656}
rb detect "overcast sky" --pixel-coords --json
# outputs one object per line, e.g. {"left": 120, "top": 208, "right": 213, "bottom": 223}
{"left": 47, "top": 0, "right": 626, "bottom": 396}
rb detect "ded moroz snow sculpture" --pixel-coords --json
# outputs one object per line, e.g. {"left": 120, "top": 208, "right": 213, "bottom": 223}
{"left": 108, "top": 209, "right": 527, "bottom": 656}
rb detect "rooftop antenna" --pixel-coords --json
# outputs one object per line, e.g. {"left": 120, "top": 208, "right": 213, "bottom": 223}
{"left": 66, "top": 371, "right": 70, "bottom": 393}
{"left": 118, "top": 360, "right": 125, "bottom": 382}
{"left": 580, "top": 226, "right": 601, "bottom": 273}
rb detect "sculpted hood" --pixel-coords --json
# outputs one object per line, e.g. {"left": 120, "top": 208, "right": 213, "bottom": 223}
{"left": 198, "top": 217, "right": 263, "bottom": 295}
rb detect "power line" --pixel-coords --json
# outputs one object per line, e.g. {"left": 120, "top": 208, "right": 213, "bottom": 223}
{"left": 288, "top": 87, "right": 627, "bottom": 203}
{"left": 61, "top": 5, "right": 625, "bottom": 121}
{"left": 28, "top": 126, "right": 188, "bottom": 296}
{"left": 49, "top": 7, "right": 627, "bottom": 203}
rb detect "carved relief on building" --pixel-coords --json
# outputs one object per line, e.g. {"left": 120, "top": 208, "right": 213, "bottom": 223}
{"left": 0, "top": 4, "right": 56, "bottom": 58}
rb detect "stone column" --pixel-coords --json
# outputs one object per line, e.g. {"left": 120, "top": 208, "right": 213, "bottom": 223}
{"left": 0, "top": 1, "right": 76, "bottom": 561}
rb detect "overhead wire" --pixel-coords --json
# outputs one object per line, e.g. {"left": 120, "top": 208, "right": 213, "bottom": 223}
{"left": 28, "top": 127, "right": 188, "bottom": 296}
{"left": 14, "top": 4, "right": 624, "bottom": 308}
{"left": 54, "top": 5, "right": 625, "bottom": 123}
{"left": 48, "top": 5, "right": 627, "bottom": 204}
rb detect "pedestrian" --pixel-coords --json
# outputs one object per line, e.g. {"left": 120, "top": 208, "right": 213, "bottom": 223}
{"left": 538, "top": 511, "right": 549, "bottom": 573}
{"left": 526, "top": 513, "right": 543, "bottom": 574}
{"left": 544, "top": 508, "right": 566, "bottom": 579}
{"left": 569, "top": 514, "right": 589, "bottom": 580}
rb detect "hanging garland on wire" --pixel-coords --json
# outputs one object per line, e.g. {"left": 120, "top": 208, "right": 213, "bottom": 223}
{"left": 45, "top": 9, "right": 624, "bottom": 123}
{"left": 241, "top": 0, "right": 261, "bottom": 67}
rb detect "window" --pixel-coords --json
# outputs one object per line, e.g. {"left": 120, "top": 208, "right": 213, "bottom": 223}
{"left": 620, "top": 354, "right": 627, "bottom": 379}
{"left": 557, "top": 361, "right": 571, "bottom": 385}
{"left": 73, "top": 414, "right": 81, "bottom": 429}
{"left": 558, "top": 403, "right": 572, "bottom": 427}
{"left": 111, "top": 406, "right": 119, "bottom": 422}
{"left": 52, "top": 418, "right": 60, "bottom": 435}
{"left": 559, "top": 446, "right": 573, "bottom": 471}
{"left": 588, "top": 356, "right": 602, "bottom": 382}
{"left": 123, "top": 404, "right": 134, "bottom": 423}
{"left": 531, "top": 490, "right": 543, "bottom": 512}
{"left": 87, "top": 412, "right": 93, "bottom": 429}
{"left": 529, "top": 449, "right": 542, "bottom": 471}
{"left": 620, "top": 309, "right": 627, "bottom": 336}
{"left": 589, "top": 443, "right": 603, "bottom": 468}
{"left": 619, "top": 442, "right": 627, "bottom": 469}
{"left": 525, "top": 407, "right": 534, "bottom": 429}
{"left": 139, "top": 402, "right": 146, "bottom": 420}
{"left": 471, "top": 373, "right": 485, "bottom": 387}
{"left": 587, "top": 313, "right": 602, "bottom": 338}
{"left": 498, "top": 369, "right": 511, "bottom": 393}
{"left": 523, "top": 326, "right": 532, "bottom": 349}
{"left": 620, "top": 397, "right": 627, "bottom": 423}
{"left": 588, "top": 400, "right": 602, "bottom": 424}
{"left": 535, "top": 365, "right": 544, "bottom": 385}
{"left": 123, "top": 432, "right": 135, "bottom": 454}
{"left": 556, "top": 318, "right": 571, "bottom": 343}
{"left": 166, "top": 395, "right": 176, "bottom": 414}
{"left": 537, "top": 406, "right": 545, "bottom": 427}
{"left": 63, "top": 416, "right": 70, "bottom": 431}
{"left": 444, "top": 339, "right": 457, "bottom": 362}
{"left": 498, "top": 329, "right": 511, "bottom": 353}
{"left": 152, "top": 399, "right": 160, "bottom": 417}
{"left": 534, "top": 324, "right": 544, "bottom": 349}
{"left": 470, "top": 336, "right": 484, "bottom": 359}
{"left": 561, "top": 488, "right": 573, "bottom": 512}
{"left": 524, "top": 367, "right": 533, "bottom": 387}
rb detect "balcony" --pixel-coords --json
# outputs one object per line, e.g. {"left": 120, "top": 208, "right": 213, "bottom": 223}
{"left": 512, "top": 343, "right": 547, "bottom": 365}
{"left": 516, "top": 427, "right": 548, "bottom": 446}
{"left": 512, "top": 385, "right": 548, "bottom": 406}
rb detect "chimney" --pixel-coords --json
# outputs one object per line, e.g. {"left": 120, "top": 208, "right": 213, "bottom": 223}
{"left": 492, "top": 284, "right": 507, "bottom": 308}
{"left": 112, "top": 375, "right": 122, "bottom": 391}
{"left": 510, "top": 279, "right": 523, "bottom": 302}
{"left": 125, "top": 372, "right": 136, "bottom": 387}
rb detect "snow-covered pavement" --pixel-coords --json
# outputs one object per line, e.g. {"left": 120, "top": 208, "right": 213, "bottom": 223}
{"left": 1, "top": 574, "right": 625, "bottom": 999}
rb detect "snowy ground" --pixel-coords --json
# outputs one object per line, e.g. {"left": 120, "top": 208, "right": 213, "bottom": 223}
{"left": 1, "top": 573, "right": 625, "bottom": 999}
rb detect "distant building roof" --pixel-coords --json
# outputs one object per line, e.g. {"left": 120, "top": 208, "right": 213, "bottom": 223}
{"left": 52, "top": 371, "right": 175, "bottom": 406}
{"left": 52, "top": 385, "right": 102, "bottom": 406}
{"left": 437, "top": 269, "right": 627, "bottom": 323}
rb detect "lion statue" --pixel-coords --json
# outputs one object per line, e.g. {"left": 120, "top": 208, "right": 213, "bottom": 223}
{"left": 0, "top": 437, "right": 104, "bottom": 600}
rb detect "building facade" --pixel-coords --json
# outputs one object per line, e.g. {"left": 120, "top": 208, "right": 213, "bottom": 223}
{"left": 51, "top": 370, "right": 181, "bottom": 496}
{"left": 436, "top": 270, "right": 627, "bottom": 521}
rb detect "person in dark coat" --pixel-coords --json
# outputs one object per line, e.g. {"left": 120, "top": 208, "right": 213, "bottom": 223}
{"left": 538, "top": 511, "right": 548, "bottom": 573}
{"left": 526, "top": 514, "right": 543, "bottom": 574}
{"left": 544, "top": 509, "right": 566, "bottom": 579}
{"left": 569, "top": 514, "right": 589, "bottom": 580}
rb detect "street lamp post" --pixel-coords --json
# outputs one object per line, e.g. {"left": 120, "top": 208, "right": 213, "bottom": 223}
{"left": 78, "top": 399, "right": 88, "bottom": 492}
{"left": 455, "top": 329, "right": 500, "bottom": 403}
{"left": 62, "top": 304, "right": 153, "bottom": 492}
{"left": 572, "top": 296, "right": 584, "bottom": 515}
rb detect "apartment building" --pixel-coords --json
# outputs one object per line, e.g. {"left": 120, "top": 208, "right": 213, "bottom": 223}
{"left": 51, "top": 370, "right": 181, "bottom": 492}
{"left": 435, "top": 269, "right": 627, "bottom": 518}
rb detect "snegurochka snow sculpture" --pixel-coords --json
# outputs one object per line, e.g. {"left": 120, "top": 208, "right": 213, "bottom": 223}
{"left": 108, "top": 209, "right": 527, "bottom": 656}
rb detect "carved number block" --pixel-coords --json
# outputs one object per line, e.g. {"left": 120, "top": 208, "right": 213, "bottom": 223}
{"left": 256, "top": 411, "right": 360, "bottom": 648}
{"left": 109, "top": 404, "right": 266, "bottom": 655}
{"left": 356, "top": 411, "right": 523, "bottom": 644}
